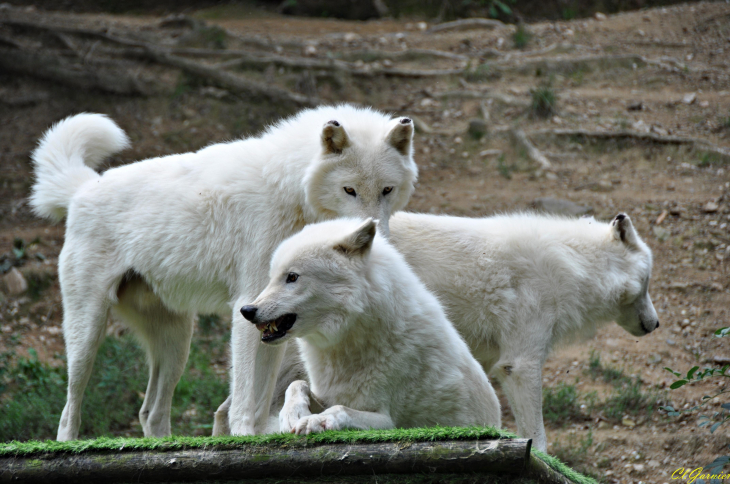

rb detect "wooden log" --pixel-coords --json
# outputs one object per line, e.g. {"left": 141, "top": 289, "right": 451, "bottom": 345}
{"left": 0, "top": 438, "right": 531, "bottom": 484}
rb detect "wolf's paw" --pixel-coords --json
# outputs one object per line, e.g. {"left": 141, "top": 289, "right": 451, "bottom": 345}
{"left": 292, "top": 414, "right": 338, "bottom": 435}
{"left": 280, "top": 401, "right": 312, "bottom": 433}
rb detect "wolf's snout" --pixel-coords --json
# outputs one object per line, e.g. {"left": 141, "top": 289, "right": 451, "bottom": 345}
{"left": 656, "top": 321, "right": 660, "bottom": 328}
{"left": 240, "top": 305, "right": 258, "bottom": 321}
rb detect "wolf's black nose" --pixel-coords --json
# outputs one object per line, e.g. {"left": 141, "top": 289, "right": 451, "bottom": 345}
{"left": 240, "top": 305, "right": 258, "bottom": 321}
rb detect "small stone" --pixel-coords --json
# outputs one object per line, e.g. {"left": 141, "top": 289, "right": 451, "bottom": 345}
{"left": 382, "top": 59, "right": 393, "bottom": 68}
{"left": 633, "top": 464, "right": 645, "bottom": 472}
{"left": 467, "top": 119, "right": 487, "bottom": 139}
{"left": 648, "top": 354, "right": 662, "bottom": 365}
{"left": 343, "top": 32, "right": 359, "bottom": 42}
{"left": 564, "top": 29, "right": 574, "bottom": 37}
{"left": 622, "top": 417, "right": 636, "bottom": 428}
{"left": 714, "top": 355, "right": 730, "bottom": 365}
{"left": 597, "top": 420, "right": 609, "bottom": 429}
{"left": 651, "top": 125, "right": 668, "bottom": 136}
{"left": 703, "top": 201, "right": 719, "bottom": 213}
{"left": 648, "top": 460, "right": 660, "bottom": 469}
{"left": 454, "top": 136, "right": 463, "bottom": 144}
{"left": 597, "top": 179, "right": 614, "bottom": 191}
{"left": 594, "top": 12, "right": 607, "bottom": 21}
{"left": 416, "top": 21, "right": 428, "bottom": 31}
{"left": 699, "top": 100, "right": 710, "bottom": 108}
{"left": 666, "top": 339, "right": 676, "bottom": 346}
{"left": 2, "top": 267, "right": 27, "bottom": 295}
{"left": 531, "top": 197, "right": 592, "bottom": 216}
{"left": 551, "top": 116, "right": 562, "bottom": 124}
{"left": 638, "top": 29, "right": 646, "bottom": 37}
{"left": 632, "top": 120, "right": 649, "bottom": 132}
{"left": 479, "top": 149, "right": 503, "bottom": 157}
{"left": 683, "top": 93, "right": 697, "bottom": 104}
{"left": 652, "top": 226, "right": 670, "bottom": 242}
{"left": 302, "top": 44, "right": 317, "bottom": 56}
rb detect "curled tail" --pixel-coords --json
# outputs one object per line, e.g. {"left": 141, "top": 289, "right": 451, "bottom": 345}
{"left": 30, "top": 113, "right": 130, "bottom": 222}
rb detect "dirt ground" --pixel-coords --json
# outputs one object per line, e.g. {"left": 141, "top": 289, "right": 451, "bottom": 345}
{"left": 1, "top": 2, "right": 729, "bottom": 483}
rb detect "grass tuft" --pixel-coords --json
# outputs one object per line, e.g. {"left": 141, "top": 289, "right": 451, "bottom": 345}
{"left": 512, "top": 24, "right": 531, "bottom": 49}
{"left": 530, "top": 84, "right": 557, "bottom": 118}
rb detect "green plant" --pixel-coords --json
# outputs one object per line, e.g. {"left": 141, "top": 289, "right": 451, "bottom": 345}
{"left": 543, "top": 383, "right": 588, "bottom": 424}
{"left": 660, "top": 327, "right": 729, "bottom": 476}
{"left": 530, "top": 84, "right": 556, "bottom": 118}
{"left": 496, "top": 154, "right": 515, "bottom": 179}
{"left": 585, "top": 351, "right": 632, "bottom": 386}
{"left": 0, "top": 335, "right": 229, "bottom": 442}
{"left": 513, "top": 24, "right": 531, "bottom": 49}
{"left": 561, "top": 7, "right": 576, "bottom": 20}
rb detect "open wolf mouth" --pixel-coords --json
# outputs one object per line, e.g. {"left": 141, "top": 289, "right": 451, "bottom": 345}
{"left": 255, "top": 313, "right": 297, "bottom": 343}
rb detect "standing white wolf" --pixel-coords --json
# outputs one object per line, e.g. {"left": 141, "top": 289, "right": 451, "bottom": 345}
{"left": 30, "top": 105, "right": 418, "bottom": 440}
{"left": 388, "top": 212, "right": 659, "bottom": 451}
{"left": 240, "top": 218, "right": 501, "bottom": 434}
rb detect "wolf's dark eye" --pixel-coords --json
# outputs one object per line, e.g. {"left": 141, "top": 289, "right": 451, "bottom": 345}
{"left": 286, "top": 273, "right": 299, "bottom": 283}
{"left": 382, "top": 186, "right": 393, "bottom": 195}
{"left": 343, "top": 187, "right": 356, "bottom": 197}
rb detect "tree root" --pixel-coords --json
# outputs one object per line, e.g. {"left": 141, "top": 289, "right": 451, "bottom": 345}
{"left": 528, "top": 128, "right": 730, "bottom": 161}
{"left": 510, "top": 128, "right": 553, "bottom": 172}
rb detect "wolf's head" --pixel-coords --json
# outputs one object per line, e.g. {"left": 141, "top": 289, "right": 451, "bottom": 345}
{"left": 303, "top": 108, "right": 417, "bottom": 237}
{"left": 241, "top": 218, "right": 378, "bottom": 346}
{"left": 608, "top": 213, "right": 660, "bottom": 337}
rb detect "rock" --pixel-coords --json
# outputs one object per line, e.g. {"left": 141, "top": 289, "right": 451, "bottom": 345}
{"left": 703, "top": 201, "right": 719, "bottom": 213}
{"left": 633, "top": 464, "right": 645, "bottom": 472}
{"left": 2, "top": 267, "right": 27, "bottom": 295}
{"left": 622, "top": 417, "right": 636, "bottom": 428}
{"left": 648, "top": 460, "right": 660, "bottom": 469}
{"left": 551, "top": 116, "right": 562, "bottom": 124}
{"left": 454, "top": 136, "right": 463, "bottom": 144}
{"left": 627, "top": 101, "right": 643, "bottom": 111}
{"left": 699, "top": 100, "right": 710, "bottom": 108}
{"left": 596, "top": 179, "right": 614, "bottom": 191}
{"left": 531, "top": 197, "right": 592, "bottom": 216}
{"left": 652, "top": 226, "right": 670, "bottom": 242}
{"left": 416, "top": 21, "right": 428, "bottom": 31}
{"left": 343, "top": 32, "right": 360, "bottom": 42}
{"left": 632, "top": 120, "right": 649, "bottom": 132}
{"left": 302, "top": 44, "right": 317, "bottom": 56}
{"left": 714, "top": 355, "right": 730, "bottom": 365}
{"left": 594, "top": 12, "right": 607, "bottom": 21}
{"left": 666, "top": 338, "right": 676, "bottom": 346}
{"left": 682, "top": 92, "right": 697, "bottom": 104}
{"left": 467, "top": 119, "right": 487, "bottom": 139}
{"left": 647, "top": 354, "right": 662, "bottom": 365}
{"left": 597, "top": 420, "right": 609, "bottom": 429}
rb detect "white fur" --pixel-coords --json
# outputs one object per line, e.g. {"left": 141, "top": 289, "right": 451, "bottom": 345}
{"left": 388, "top": 211, "right": 659, "bottom": 451}
{"left": 244, "top": 218, "right": 501, "bottom": 434}
{"left": 29, "top": 105, "right": 417, "bottom": 441}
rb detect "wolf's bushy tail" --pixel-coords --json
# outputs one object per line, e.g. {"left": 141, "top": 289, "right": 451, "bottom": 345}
{"left": 30, "top": 113, "right": 130, "bottom": 222}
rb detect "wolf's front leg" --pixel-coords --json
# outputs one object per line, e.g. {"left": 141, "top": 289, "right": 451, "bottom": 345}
{"left": 229, "top": 314, "right": 286, "bottom": 435}
{"left": 293, "top": 406, "right": 394, "bottom": 435}
{"left": 279, "top": 380, "right": 314, "bottom": 433}
{"left": 495, "top": 355, "right": 548, "bottom": 452}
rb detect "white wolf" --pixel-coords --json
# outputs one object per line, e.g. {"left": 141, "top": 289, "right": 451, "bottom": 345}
{"left": 388, "top": 212, "right": 659, "bottom": 451}
{"left": 239, "top": 218, "right": 501, "bottom": 434}
{"left": 30, "top": 105, "right": 418, "bottom": 441}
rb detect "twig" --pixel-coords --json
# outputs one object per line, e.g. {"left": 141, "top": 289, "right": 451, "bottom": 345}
{"left": 510, "top": 128, "right": 553, "bottom": 172}
{"left": 428, "top": 18, "right": 506, "bottom": 34}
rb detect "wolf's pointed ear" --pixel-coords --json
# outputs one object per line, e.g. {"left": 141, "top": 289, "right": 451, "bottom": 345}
{"left": 611, "top": 213, "right": 639, "bottom": 248}
{"left": 386, "top": 117, "right": 414, "bottom": 156}
{"left": 321, "top": 120, "right": 349, "bottom": 154}
{"left": 335, "top": 219, "right": 377, "bottom": 258}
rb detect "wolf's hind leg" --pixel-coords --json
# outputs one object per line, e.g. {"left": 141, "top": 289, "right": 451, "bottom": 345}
{"left": 114, "top": 276, "right": 194, "bottom": 437}
{"left": 57, "top": 293, "right": 110, "bottom": 441}
{"left": 293, "top": 405, "right": 393, "bottom": 435}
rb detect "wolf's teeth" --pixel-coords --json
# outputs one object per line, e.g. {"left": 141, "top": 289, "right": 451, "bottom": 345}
{"left": 271, "top": 323, "right": 278, "bottom": 332}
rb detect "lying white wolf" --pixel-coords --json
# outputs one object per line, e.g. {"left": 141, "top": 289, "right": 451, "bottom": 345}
{"left": 388, "top": 212, "right": 659, "bottom": 451}
{"left": 30, "top": 105, "right": 417, "bottom": 440}
{"left": 241, "top": 218, "right": 501, "bottom": 434}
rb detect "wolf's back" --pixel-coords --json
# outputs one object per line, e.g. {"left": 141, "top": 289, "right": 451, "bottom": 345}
{"left": 30, "top": 113, "right": 129, "bottom": 222}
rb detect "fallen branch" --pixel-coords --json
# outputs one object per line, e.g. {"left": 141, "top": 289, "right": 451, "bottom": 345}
{"left": 528, "top": 128, "right": 730, "bottom": 161}
{"left": 429, "top": 89, "right": 529, "bottom": 107}
{"left": 345, "top": 48, "right": 469, "bottom": 62}
{"left": 0, "top": 46, "right": 150, "bottom": 95}
{"left": 0, "top": 439, "right": 531, "bottom": 483}
{"left": 0, "top": 18, "right": 320, "bottom": 105}
{"left": 511, "top": 128, "right": 553, "bottom": 172}
{"left": 428, "top": 18, "right": 506, "bottom": 34}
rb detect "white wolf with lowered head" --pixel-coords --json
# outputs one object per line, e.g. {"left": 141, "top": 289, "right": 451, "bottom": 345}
{"left": 388, "top": 211, "right": 659, "bottom": 451}
{"left": 240, "top": 218, "right": 501, "bottom": 434}
{"left": 30, "top": 105, "right": 417, "bottom": 440}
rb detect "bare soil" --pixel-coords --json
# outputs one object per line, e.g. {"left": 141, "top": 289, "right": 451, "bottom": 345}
{"left": 1, "top": 2, "right": 729, "bottom": 483}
